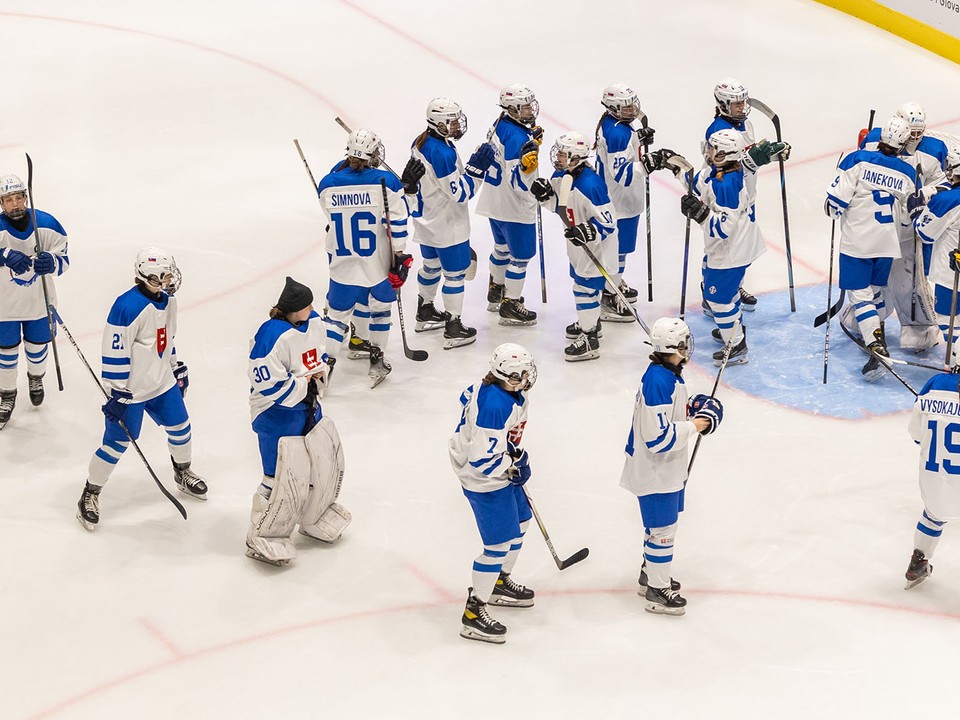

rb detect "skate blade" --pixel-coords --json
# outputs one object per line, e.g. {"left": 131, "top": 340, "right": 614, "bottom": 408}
{"left": 443, "top": 336, "right": 477, "bottom": 350}
{"left": 905, "top": 568, "right": 932, "bottom": 590}
{"left": 370, "top": 373, "right": 389, "bottom": 389}
{"left": 565, "top": 351, "right": 600, "bottom": 363}
{"left": 741, "top": 304, "right": 756, "bottom": 312}
{"left": 245, "top": 547, "right": 291, "bottom": 567}
{"left": 459, "top": 627, "right": 506, "bottom": 644}
{"left": 498, "top": 318, "right": 537, "bottom": 327}
{"left": 77, "top": 512, "right": 97, "bottom": 532}
{"left": 716, "top": 354, "right": 748, "bottom": 367}
{"left": 347, "top": 350, "right": 370, "bottom": 360}
{"left": 644, "top": 601, "right": 686, "bottom": 616}
{"left": 176, "top": 486, "right": 208, "bottom": 501}
{"left": 862, "top": 367, "right": 885, "bottom": 382}
{"left": 486, "top": 303, "right": 501, "bottom": 313}
{"left": 488, "top": 595, "right": 534, "bottom": 608}
{"left": 414, "top": 321, "right": 445, "bottom": 333}
{"left": 600, "top": 312, "right": 635, "bottom": 323}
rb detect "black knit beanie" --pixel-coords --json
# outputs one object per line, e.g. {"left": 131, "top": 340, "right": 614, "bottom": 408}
{"left": 276, "top": 276, "right": 313, "bottom": 313}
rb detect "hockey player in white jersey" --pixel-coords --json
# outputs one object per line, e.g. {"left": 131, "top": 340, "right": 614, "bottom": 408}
{"left": 0, "top": 174, "right": 69, "bottom": 428}
{"left": 449, "top": 343, "right": 538, "bottom": 643}
{"left": 826, "top": 116, "right": 923, "bottom": 380}
{"left": 77, "top": 248, "right": 207, "bottom": 530}
{"left": 620, "top": 318, "right": 723, "bottom": 615}
{"left": 476, "top": 85, "right": 543, "bottom": 326}
{"left": 409, "top": 98, "right": 495, "bottom": 349}
{"left": 316, "top": 129, "right": 414, "bottom": 387}
{"left": 531, "top": 132, "right": 617, "bottom": 361}
{"left": 245, "top": 277, "right": 349, "bottom": 566}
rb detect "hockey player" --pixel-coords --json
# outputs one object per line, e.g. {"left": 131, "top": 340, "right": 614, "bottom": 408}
{"left": 903, "top": 368, "right": 960, "bottom": 589}
{"left": 77, "top": 247, "right": 207, "bottom": 531}
{"left": 826, "top": 116, "right": 923, "bottom": 380}
{"left": 0, "top": 174, "right": 69, "bottom": 428}
{"left": 245, "top": 277, "right": 349, "bottom": 566}
{"left": 449, "top": 343, "right": 538, "bottom": 643}
{"left": 316, "top": 129, "right": 415, "bottom": 387}
{"left": 475, "top": 84, "right": 543, "bottom": 326}
{"left": 409, "top": 97, "right": 495, "bottom": 349}
{"left": 620, "top": 317, "right": 723, "bottom": 615}
{"left": 531, "top": 132, "right": 617, "bottom": 361}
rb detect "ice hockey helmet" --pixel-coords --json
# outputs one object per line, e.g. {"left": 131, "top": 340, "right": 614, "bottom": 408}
{"left": 896, "top": 102, "right": 926, "bottom": 140}
{"left": 714, "top": 78, "right": 750, "bottom": 121}
{"left": 499, "top": 84, "right": 539, "bottom": 126}
{"left": 345, "top": 129, "right": 384, "bottom": 167}
{"left": 601, "top": 83, "right": 640, "bottom": 121}
{"left": 135, "top": 247, "right": 182, "bottom": 295}
{"left": 426, "top": 97, "right": 467, "bottom": 140}
{"left": 490, "top": 342, "right": 537, "bottom": 390}
{"left": 550, "top": 131, "right": 592, "bottom": 171}
{"left": 707, "top": 128, "right": 746, "bottom": 164}
{"left": 649, "top": 317, "right": 694, "bottom": 358}
{"left": 880, "top": 116, "right": 911, "bottom": 152}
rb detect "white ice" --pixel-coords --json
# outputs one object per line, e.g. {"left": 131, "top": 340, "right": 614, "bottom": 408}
{"left": 3, "top": 1, "right": 960, "bottom": 718}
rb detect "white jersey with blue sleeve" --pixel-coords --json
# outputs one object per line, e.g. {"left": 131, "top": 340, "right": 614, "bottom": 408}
{"left": 317, "top": 164, "right": 409, "bottom": 287}
{"left": 703, "top": 116, "right": 756, "bottom": 161}
{"left": 100, "top": 287, "right": 178, "bottom": 403}
{"left": 545, "top": 167, "right": 617, "bottom": 278}
{"left": 916, "top": 185, "right": 960, "bottom": 288}
{"left": 0, "top": 209, "right": 69, "bottom": 322}
{"left": 408, "top": 133, "right": 477, "bottom": 249}
{"left": 248, "top": 311, "right": 327, "bottom": 423}
{"left": 692, "top": 166, "right": 764, "bottom": 269}
{"left": 620, "top": 361, "right": 699, "bottom": 496}
{"left": 860, "top": 129, "right": 947, "bottom": 199}
{"left": 596, "top": 115, "right": 647, "bottom": 218}
{"left": 475, "top": 117, "right": 538, "bottom": 224}
{"left": 826, "top": 150, "right": 918, "bottom": 258}
{"left": 909, "top": 373, "right": 960, "bottom": 520}
{"left": 449, "top": 380, "right": 528, "bottom": 493}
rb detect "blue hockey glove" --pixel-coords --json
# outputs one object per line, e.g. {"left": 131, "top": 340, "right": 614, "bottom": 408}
{"left": 173, "top": 361, "right": 189, "bottom": 397}
{"left": 506, "top": 441, "right": 531, "bottom": 486}
{"left": 401, "top": 157, "right": 425, "bottom": 195}
{"left": 33, "top": 251, "right": 56, "bottom": 275}
{"left": 530, "top": 178, "right": 554, "bottom": 202}
{"left": 102, "top": 388, "right": 133, "bottom": 423}
{"left": 564, "top": 222, "right": 597, "bottom": 247}
{"left": 680, "top": 194, "right": 709, "bottom": 223}
{"left": 2, "top": 248, "right": 32, "bottom": 274}
{"left": 907, "top": 192, "right": 925, "bottom": 220}
{"left": 465, "top": 142, "right": 495, "bottom": 179}
{"left": 688, "top": 394, "right": 723, "bottom": 435}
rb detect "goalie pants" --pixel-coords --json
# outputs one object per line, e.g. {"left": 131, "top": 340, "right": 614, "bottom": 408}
{"left": 252, "top": 402, "right": 323, "bottom": 477}
{"left": 463, "top": 484, "right": 532, "bottom": 603}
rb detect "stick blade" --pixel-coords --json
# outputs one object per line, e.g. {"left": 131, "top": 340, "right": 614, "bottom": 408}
{"left": 406, "top": 349, "right": 429, "bottom": 362}
{"left": 558, "top": 547, "right": 589, "bottom": 570}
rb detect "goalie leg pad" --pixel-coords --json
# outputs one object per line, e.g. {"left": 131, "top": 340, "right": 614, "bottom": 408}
{"left": 300, "top": 502, "right": 352, "bottom": 543}
{"left": 299, "top": 417, "right": 349, "bottom": 541}
{"left": 247, "top": 437, "right": 311, "bottom": 562}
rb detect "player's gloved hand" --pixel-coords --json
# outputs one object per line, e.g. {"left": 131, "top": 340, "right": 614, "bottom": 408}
{"left": 744, "top": 139, "right": 784, "bottom": 171}
{"left": 388, "top": 253, "right": 414, "bottom": 289}
{"left": 530, "top": 178, "right": 554, "bottom": 202}
{"left": 824, "top": 198, "right": 843, "bottom": 219}
{"left": 519, "top": 140, "right": 539, "bottom": 174}
{"left": 530, "top": 126, "right": 544, "bottom": 146}
{"left": 506, "top": 441, "right": 531, "bottom": 486}
{"left": 465, "top": 142, "right": 495, "bottom": 179}
{"left": 33, "top": 251, "right": 56, "bottom": 275}
{"left": 636, "top": 125, "right": 656, "bottom": 145}
{"left": 173, "top": 361, "right": 189, "bottom": 397}
{"left": 949, "top": 248, "right": 960, "bottom": 274}
{"left": 688, "top": 394, "right": 723, "bottom": 435}
{"left": 907, "top": 191, "right": 926, "bottom": 220}
{"left": 102, "top": 388, "right": 133, "bottom": 423}
{"left": 564, "top": 222, "right": 597, "bottom": 247}
{"left": 680, "top": 194, "right": 709, "bottom": 223}
{"left": 2, "top": 248, "right": 32, "bottom": 274}
{"left": 778, "top": 141, "right": 792, "bottom": 161}
{"left": 641, "top": 148, "right": 677, "bottom": 174}
{"left": 401, "top": 157, "right": 425, "bottom": 195}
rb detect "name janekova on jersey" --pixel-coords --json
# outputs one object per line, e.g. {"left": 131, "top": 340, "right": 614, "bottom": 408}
{"left": 862, "top": 169, "right": 904, "bottom": 191}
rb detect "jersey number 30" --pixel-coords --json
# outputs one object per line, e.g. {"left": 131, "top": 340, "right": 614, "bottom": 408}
{"left": 925, "top": 419, "right": 960, "bottom": 475}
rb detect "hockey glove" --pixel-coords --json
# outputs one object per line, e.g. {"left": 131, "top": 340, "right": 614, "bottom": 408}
{"left": 907, "top": 192, "right": 926, "bottom": 220}
{"left": 641, "top": 148, "right": 678, "bottom": 174}
{"left": 680, "top": 194, "right": 709, "bottom": 224}
{"left": 506, "top": 441, "right": 531, "bottom": 486}
{"left": 636, "top": 125, "right": 656, "bottom": 146}
{"left": 564, "top": 222, "right": 597, "bottom": 247}
{"left": 388, "top": 253, "right": 414, "bottom": 289}
{"left": 949, "top": 248, "right": 960, "bottom": 274}
{"left": 743, "top": 139, "right": 785, "bottom": 171}
{"left": 688, "top": 394, "right": 723, "bottom": 435}
{"left": 2, "top": 248, "right": 32, "bottom": 274}
{"left": 530, "top": 126, "right": 544, "bottom": 146}
{"left": 519, "top": 140, "right": 539, "bottom": 174}
{"left": 530, "top": 178, "right": 554, "bottom": 202}
{"left": 401, "top": 157, "right": 426, "bottom": 195}
{"left": 173, "top": 361, "right": 189, "bottom": 397}
{"left": 33, "top": 251, "right": 56, "bottom": 275}
{"left": 779, "top": 141, "right": 792, "bottom": 161}
{"left": 102, "top": 388, "right": 133, "bottom": 423}
{"left": 465, "top": 143, "right": 495, "bottom": 179}
{"left": 824, "top": 198, "right": 843, "bottom": 219}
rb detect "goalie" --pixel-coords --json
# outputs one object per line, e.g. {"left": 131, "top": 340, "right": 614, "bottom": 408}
{"left": 246, "top": 277, "right": 350, "bottom": 566}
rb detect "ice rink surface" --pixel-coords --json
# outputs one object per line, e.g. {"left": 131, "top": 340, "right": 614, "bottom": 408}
{"left": 3, "top": 1, "right": 960, "bottom": 717}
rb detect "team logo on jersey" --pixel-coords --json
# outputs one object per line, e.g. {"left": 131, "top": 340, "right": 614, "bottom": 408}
{"left": 156, "top": 327, "right": 167, "bottom": 355}
{"left": 508, "top": 421, "right": 526, "bottom": 446}
{"left": 302, "top": 348, "right": 321, "bottom": 370}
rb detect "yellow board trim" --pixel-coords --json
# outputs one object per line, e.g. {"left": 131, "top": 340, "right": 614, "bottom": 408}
{"left": 814, "top": 0, "right": 960, "bottom": 64}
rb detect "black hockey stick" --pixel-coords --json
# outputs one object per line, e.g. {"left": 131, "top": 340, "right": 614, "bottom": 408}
{"left": 839, "top": 322, "right": 918, "bottom": 396}
{"left": 945, "top": 241, "right": 960, "bottom": 369}
{"left": 822, "top": 217, "right": 839, "bottom": 383}
{"left": 379, "top": 178, "right": 428, "bottom": 362}
{"left": 679, "top": 168, "right": 694, "bottom": 321}
{"left": 55, "top": 309, "right": 187, "bottom": 519}
{"left": 293, "top": 139, "right": 321, "bottom": 200}
{"left": 748, "top": 97, "right": 796, "bottom": 312}
{"left": 637, "top": 109, "right": 654, "bottom": 302}
{"left": 25, "top": 154, "right": 64, "bottom": 392}
{"left": 687, "top": 339, "right": 733, "bottom": 481}
{"left": 522, "top": 487, "right": 588, "bottom": 571}
{"left": 911, "top": 161, "right": 923, "bottom": 322}
{"left": 537, "top": 204, "right": 547, "bottom": 303}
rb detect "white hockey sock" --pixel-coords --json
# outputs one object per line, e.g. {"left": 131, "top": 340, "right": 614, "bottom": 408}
{"left": 504, "top": 259, "right": 529, "bottom": 300}
{"left": 499, "top": 520, "right": 529, "bottom": 575}
{"left": 324, "top": 309, "right": 352, "bottom": 363}
{"left": 644, "top": 523, "right": 677, "bottom": 589}
{"left": 850, "top": 286, "right": 881, "bottom": 341}
{"left": 352, "top": 302, "right": 371, "bottom": 338}
{"left": 489, "top": 243, "right": 510, "bottom": 285}
{"left": 88, "top": 442, "right": 128, "bottom": 486}
{"left": 165, "top": 419, "right": 192, "bottom": 465}
{"left": 914, "top": 509, "right": 946, "bottom": 558}
{"left": 368, "top": 300, "right": 391, "bottom": 352}
{"left": 0, "top": 345, "right": 19, "bottom": 392}
{"left": 471, "top": 540, "right": 510, "bottom": 603}
{"left": 574, "top": 281, "right": 601, "bottom": 329}
{"left": 709, "top": 292, "right": 743, "bottom": 344}
{"left": 23, "top": 340, "right": 48, "bottom": 377}
{"left": 618, "top": 253, "right": 627, "bottom": 276}
{"left": 440, "top": 270, "right": 466, "bottom": 317}
{"left": 417, "top": 257, "right": 441, "bottom": 303}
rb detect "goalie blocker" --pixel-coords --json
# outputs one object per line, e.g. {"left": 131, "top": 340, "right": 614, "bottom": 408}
{"left": 246, "top": 417, "right": 350, "bottom": 566}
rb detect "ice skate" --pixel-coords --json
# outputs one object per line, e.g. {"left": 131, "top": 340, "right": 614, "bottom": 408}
{"left": 600, "top": 291, "right": 634, "bottom": 323}
{"left": 498, "top": 297, "right": 537, "bottom": 326}
{"left": 618, "top": 279, "right": 639, "bottom": 304}
{"left": 347, "top": 325, "right": 374, "bottom": 360}
{"left": 564, "top": 328, "right": 600, "bottom": 362}
{"left": 862, "top": 329, "right": 889, "bottom": 383}
{"left": 77, "top": 481, "right": 101, "bottom": 531}
{"left": 173, "top": 458, "right": 208, "bottom": 500}
{"left": 714, "top": 328, "right": 747, "bottom": 366}
{"left": 644, "top": 585, "right": 687, "bottom": 616}
{"left": 904, "top": 549, "right": 932, "bottom": 589}
{"left": 739, "top": 286, "right": 757, "bottom": 311}
{"left": 27, "top": 374, "right": 44, "bottom": 407}
{"left": 0, "top": 390, "right": 15, "bottom": 430}
{"left": 702, "top": 298, "right": 714, "bottom": 319}
{"left": 369, "top": 346, "right": 392, "bottom": 388}
{"left": 245, "top": 542, "right": 292, "bottom": 567}
{"left": 638, "top": 563, "right": 681, "bottom": 592}
{"left": 489, "top": 572, "right": 535, "bottom": 608}
{"left": 460, "top": 589, "right": 507, "bottom": 644}
{"left": 565, "top": 320, "right": 602, "bottom": 340}
{"left": 415, "top": 296, "right": 448, "bottom": 333}
{"left": 711, "top": 328, "right": 723, "bottom": 344}
{"left": 443, "top": 316, "right": 477, "bottom": 350}
{"left": 487, "top": 275, "right": 505, "bottom": 313}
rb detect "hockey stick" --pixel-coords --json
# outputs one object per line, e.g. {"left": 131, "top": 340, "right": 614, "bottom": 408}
{"left": 748, "top": 97, "right": 795, "bottom": 312}
{"left": 687, "top": 339, "right": 732, "bottom": 480}
{"left": 822, "top": 217, "right": 839, "bottom": 383}
{"left": 839, "top": 322, "right": 918, "bottom": 396}
{"left": 379, "top": 178, "right": 428, "bottom": 362}
{"left": 679, "top": 169, "right": 694, "bottom": 321}
{"left": 555, "top": 173, "right": 651, "bottom": 334}
{"left": 293, "top": 139, "right": 321, "bottom": 200}
{"left": 522, "top": 487, "right": 589, "bottom": 571}
{"left": 637, "top": 109, "right": 654, "bottom": 302}
{"left": 945, "top": 242, "right": 960, "bottom": 370}
{"left": 537, "top": 204, "right": 547, "bottom": 303}
{"left": 25, "top": 154, "right": 64, "bottom": 392}
{"left": 54, "top": 308, "right": 187, "bottom": 519}
{"left": 911, "top": 161, "right": 923, "bottom": 322}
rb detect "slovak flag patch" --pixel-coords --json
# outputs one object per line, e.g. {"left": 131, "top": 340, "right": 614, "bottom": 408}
{"left": 302, "top": 348, "right": 320, "bottom": 370}
{"left": 156, "top": 327, "right": 167, "bottom": 356}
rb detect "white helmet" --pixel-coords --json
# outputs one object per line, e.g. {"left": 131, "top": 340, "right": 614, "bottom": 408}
{"left": 946, "top": 143, "right": 960, "bottom": 184}
{"left": 880, "top": 116, "right": 911, "bottom": 152}
{"left": 426, "top": 97, "right": 467, "bottom": 140}
{"left": 490, "top": 342, "right": 537, "bottom": 390}
{"left": 499, "top": 84, "right": 539, "bottom": 126}
{"left": 896, "top": 102, "right": 926, "bottom": 140}
{"left": 135, "top": 247, "right": 182, "bottom": 295}
{"left": 0, "top": 174, "right": 28, "bottom": 219}
{"left": 345, "top": 129, "right": 384, "bottom": 167}
{"left": 714, "top": 78, "right": 750, "bottom": 121}
{"left": 601, "top": 83, "right": 640, "bottom": 121}
{"left": 650, "top": 317, "right": 694, "bottom": 358}
{"left": 550, "top": 131, "right": 592, "bottom": 171}
{"left": 707, "top": 128, "right": 746, "bottom": 165}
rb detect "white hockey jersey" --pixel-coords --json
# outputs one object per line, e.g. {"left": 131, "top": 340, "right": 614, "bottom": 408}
{"left": 909, "top": 372, "right": 960, "bottom": 520}
{"left": 596, "top": 114, "right": 649, "bottom": 218}
{"left": 317, "top": 165, "right": 408, "bottom": 287}
{"left": 620, "top": 361, "right": 699, "bottom": 496}
{"left": 0, "top": 210, "right": 69, "bottom": 322}
{"left": 475, "top": 116, "right": 539, "bottom": 224}
{"left": 860, "top": 128, "right": 947, "bottom": 200}
{"left": 248, "top": 311, "right": 327, "bottom": 423}
{"left": 916, "top": 185, "right": 960, "bottom": 288}
{"left": 101, "top": 286, "right": 179, "bottom": 403}
{"left": 449, "top": 380, "right": 528, "bottom": 493}
{"left": 544, "top": 167, "right": 617, "bottom": 279}
{"left": 408, "top": 133, "right": 478, "bottom": 248}
{"left": 692, "top": 166, "right": 765, "bottom": 269}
